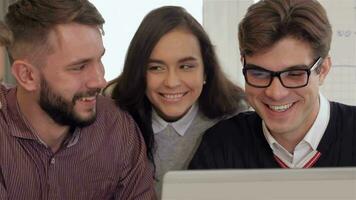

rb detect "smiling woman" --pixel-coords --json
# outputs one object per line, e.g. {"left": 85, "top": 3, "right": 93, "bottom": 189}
{"left": 104, "top": 5, "right": 247, "bottom": 197}
{"left": 145, "top": 28, "right": 205, "bottom": 122}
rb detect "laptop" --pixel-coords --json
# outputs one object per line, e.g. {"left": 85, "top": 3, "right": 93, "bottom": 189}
{"left": 161, "top": 167, "right": 356, "bottom": 200}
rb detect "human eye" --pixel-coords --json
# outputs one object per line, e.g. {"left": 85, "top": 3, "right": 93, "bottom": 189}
{"left": 147, "top": 65, "right": 165, "bottom": 72}
{"left": 247, "top": 69, "right": 270, "bottom": 79}
{"left": 180, "top": 63, "right": 195, "bottom": 70}
{"left": 70, "top": 64, "right": 86, "bottom": 71}
{"left": 285, "top": 70, "right": 306, "bottom": 77}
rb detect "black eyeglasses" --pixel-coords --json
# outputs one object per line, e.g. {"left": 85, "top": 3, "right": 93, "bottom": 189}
{"left": 242, "top": 57, "right": 323, "bottom": 88}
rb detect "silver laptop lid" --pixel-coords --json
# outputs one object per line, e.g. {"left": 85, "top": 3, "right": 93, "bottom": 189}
{"left": 162, "top": 167, "right": 356, "bottom": 200}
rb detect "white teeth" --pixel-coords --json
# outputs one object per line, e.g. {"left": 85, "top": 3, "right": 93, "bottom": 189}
{"left": 80, "top": 96, "right": 96, "bottom": 101}
{"left": 163, "top": 93, "right": 184, "bottom": 99}
{"left": 269, "top": 103, "right": 293, "bottom": 112}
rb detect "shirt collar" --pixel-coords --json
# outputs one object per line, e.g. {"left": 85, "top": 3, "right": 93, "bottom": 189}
{"left": 6, "top": 87, "right": 37, "bottom": 140}
{"left": 6, "top": 87, "right": 81, "bottom": 148}
{"left": 263, "top": 92, "right": 330, "bottom": 151}
{"left": 303, "top": 93, "right": 330, "bottom": 150}
{"left": 152, "top": 104, "right": 198, "bottom": 136}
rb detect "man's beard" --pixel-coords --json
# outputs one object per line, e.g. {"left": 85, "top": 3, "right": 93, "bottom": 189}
{"left": 39, "top": 77, "right": 99, "bottom": 127}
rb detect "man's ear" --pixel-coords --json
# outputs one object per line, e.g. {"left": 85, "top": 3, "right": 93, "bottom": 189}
{"left": 318, "top": 56, "right": 331, "bottom": 85}
{"left": 11, "top": 60, "right": 40, "bottom": 91}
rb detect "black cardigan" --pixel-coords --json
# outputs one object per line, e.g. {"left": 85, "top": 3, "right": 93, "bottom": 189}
{"left": 189, "top": 102, "right": 356, "bottom": 169}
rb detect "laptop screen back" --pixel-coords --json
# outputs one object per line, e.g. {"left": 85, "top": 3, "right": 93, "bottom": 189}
{"left": 161, "top": 167, "right": 356, "bottom": 200}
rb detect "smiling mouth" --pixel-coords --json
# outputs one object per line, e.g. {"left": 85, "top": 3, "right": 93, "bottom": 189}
{"left": 73, "top": 90, "right": 100, "bottom": 104}
{"left": 268, "top": 103, "right": 293, "bottom": 112}
{"left": 159, "top": 92, "right": 188, "bottom": 101}
{"left": 78, "top": 96, "right": 96, "bottom": 102}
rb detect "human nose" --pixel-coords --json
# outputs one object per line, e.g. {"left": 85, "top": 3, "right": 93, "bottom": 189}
{"left": 164, "top": 69, "right": 181, "bottom": 88}
{"left": 86, "top": 63, "right": 107, "bottom": 89}
{"left": 264, "top": 77, "right": 289, "bottom": 100}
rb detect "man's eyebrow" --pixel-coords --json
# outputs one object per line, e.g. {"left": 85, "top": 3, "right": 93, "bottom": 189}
{"left": 244, "top": 63, "right": 309, "bottom": 71}
{"left": 284, "top": 64, "right": 310, "bottom": 70}
{"left": 66, "top": 49, "right": 105, "bottom": 67}
{"left": 66, "top": 58, "right": 90, "bottom": 67}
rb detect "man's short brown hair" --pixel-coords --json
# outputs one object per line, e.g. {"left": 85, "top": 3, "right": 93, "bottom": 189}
{"left": 239, "top": 0, "right": 332, "bottom": 58}
{"left": 5, "top": 0, "right": 104, "bottom": 65}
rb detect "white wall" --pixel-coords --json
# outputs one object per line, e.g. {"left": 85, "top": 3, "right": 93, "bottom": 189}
{"left": 89, "top": 0, "right": 203, "bottom": 81}
{"left": 203, "top": 0, "right": 253, "bottom": 87}
{"left": 318, "top": 0, "right": 356, "bottom": 105}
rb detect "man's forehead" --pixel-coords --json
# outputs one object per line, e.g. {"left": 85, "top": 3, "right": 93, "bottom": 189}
{"left": 48, "top": 23, "right": 101, "bottom": 49}
{"left": 44, "top": 23, "right": 104, "bottom": 68}
{"left": 244, "top": 53, "right": 315, "bottom": 71}
{"left": 48, "top": 24, "right": 75, "bottom": 50}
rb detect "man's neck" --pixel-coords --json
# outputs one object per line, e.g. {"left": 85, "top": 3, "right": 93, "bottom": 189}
{"left": 17, "top": 90, "right": 70, "bottom": 153}
{"left": 271, "top": 131, "right": 305, "bottom": 153}
{"left": 270, "top": 102, "right": 320, "bottom": 153}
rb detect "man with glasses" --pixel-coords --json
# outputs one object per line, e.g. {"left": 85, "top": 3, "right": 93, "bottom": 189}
{"left": 189, "top": 0, "right": 356, "bottom": 169}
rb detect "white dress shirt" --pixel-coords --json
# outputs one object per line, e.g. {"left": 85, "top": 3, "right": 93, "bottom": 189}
{"left": 152, "top": 104, "right": 199, "bottom": 136}
{"left": 262, "top": 93, "right": 330, "bottom": 168}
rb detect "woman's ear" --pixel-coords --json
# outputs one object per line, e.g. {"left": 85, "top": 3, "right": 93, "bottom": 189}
{"left": 11, "top": 60, "right": 40, "bottom": 91}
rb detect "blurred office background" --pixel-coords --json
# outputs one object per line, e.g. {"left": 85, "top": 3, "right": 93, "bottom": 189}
{"left": 1, "top": 0, "right": 355, "bottom": 105}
